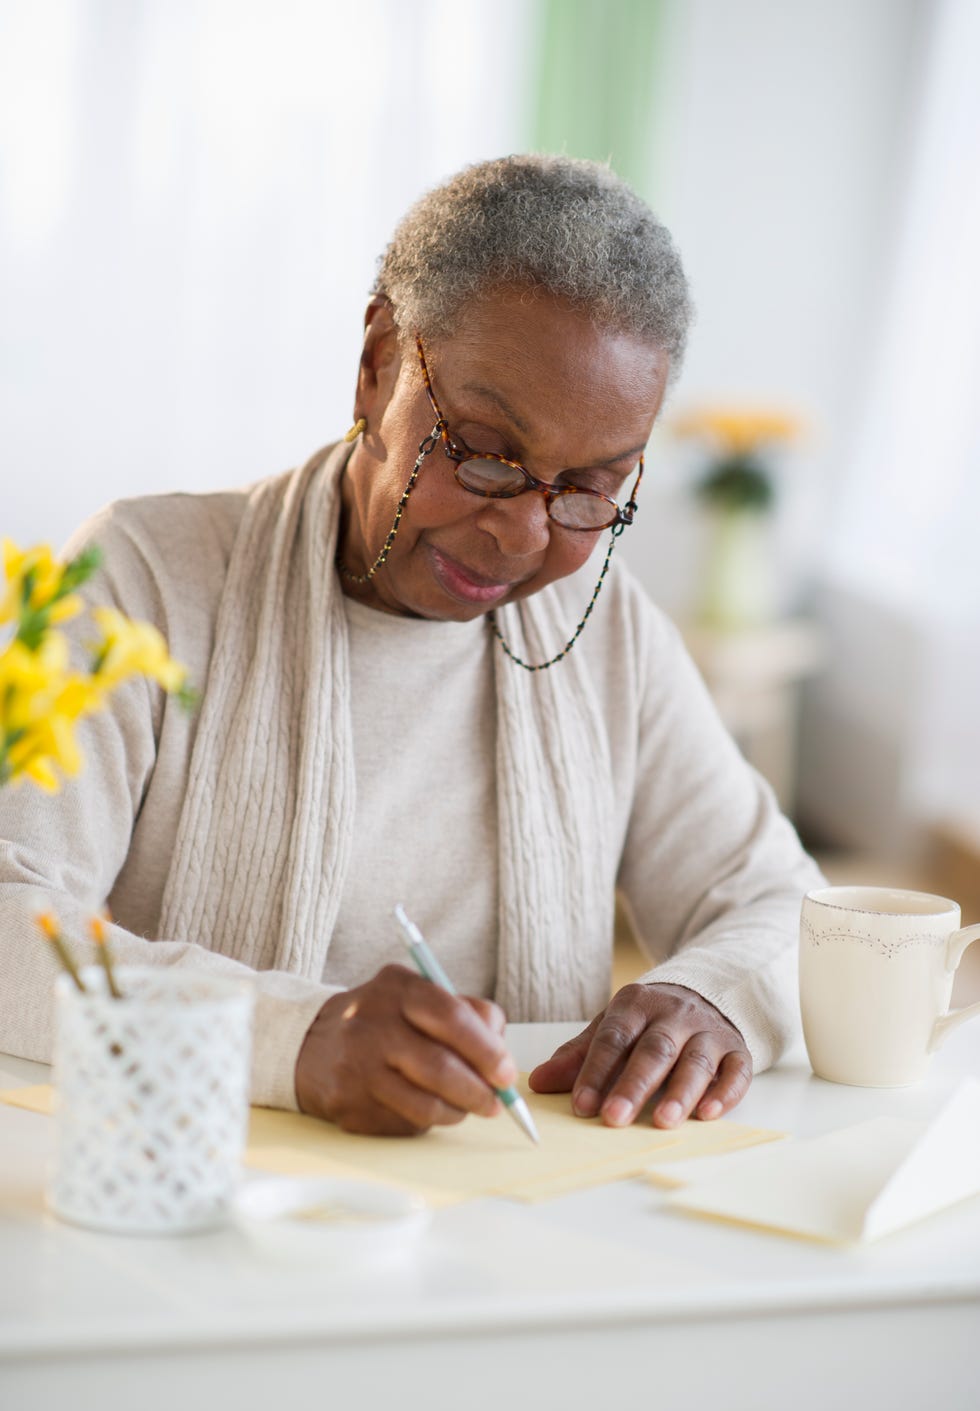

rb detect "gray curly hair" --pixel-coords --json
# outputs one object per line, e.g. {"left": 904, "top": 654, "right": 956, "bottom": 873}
{"left": 373, "top": 154, "right": 693, "bottom": 375}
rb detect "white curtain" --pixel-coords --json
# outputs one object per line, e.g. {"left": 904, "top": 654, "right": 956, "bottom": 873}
{"left": 0, "top": 0, "right": 531, "bottom": 551}
{"left": 821, "top": 0, "right": 980, "bottom": 827}
{"left": 826, "top": 0, "right": 980, "bottom": 618}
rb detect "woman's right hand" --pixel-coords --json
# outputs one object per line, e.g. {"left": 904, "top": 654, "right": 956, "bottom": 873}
{"left": 294, "top": 963, "right": 516, "bottom": 1135}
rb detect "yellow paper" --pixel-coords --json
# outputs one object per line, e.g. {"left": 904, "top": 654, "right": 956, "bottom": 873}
{"left": 499, "top": 1152, "right": 680, "bottom": 1204}
{"left": 644, "top": 1120, "right": 786, "bottom": 1187}
{"left": 245, "top": 1081, "right": 687, "bottom": 1206}
{"left": 0, "top": 1079, "right": 780, "bottom": 1206}
{"left": 1, "top": 1084, "right": 56, "bottom": 1116}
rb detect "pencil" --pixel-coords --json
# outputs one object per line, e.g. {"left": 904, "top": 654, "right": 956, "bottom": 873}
{"left": 393, "top": 903, "right": 540, "bottom": 1145}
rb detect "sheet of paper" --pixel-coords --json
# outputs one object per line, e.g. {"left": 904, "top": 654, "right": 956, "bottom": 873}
{"left": 0, "top": 1080, "right": 778, "bottom": 1206}
{"left": 492, "top": 1118, "right": 783, "bottom": 1203}
{"left": 663, "top": 1079, "right": 980, "bottom": 1244}
{"left": 246, "top": 1081, "right": 687, "bottom": 1206}
{"left": 643, "top": 1118, "right": 786, "bottom": 1183}
{"left": 862, "top": 1079, "right": 980, "bottom": 1241}
{"left": 1, "top": 1085, "right": 56, "bottom": 1116}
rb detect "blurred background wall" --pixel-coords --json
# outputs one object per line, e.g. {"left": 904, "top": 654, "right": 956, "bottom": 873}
{"left": 2, "top": 0, "right": 978, "bottom": 898}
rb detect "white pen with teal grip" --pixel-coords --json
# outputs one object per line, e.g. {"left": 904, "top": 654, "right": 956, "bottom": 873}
{"left": 393, "top": 904, "right": 540, "bottom": 1146}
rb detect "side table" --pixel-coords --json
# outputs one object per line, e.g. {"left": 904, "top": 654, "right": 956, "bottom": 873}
{"left": 682, "top": 618, "right": 825, "bottom": 815}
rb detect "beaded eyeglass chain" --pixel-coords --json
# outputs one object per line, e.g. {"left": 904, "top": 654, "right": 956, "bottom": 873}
{"left": 486, "top": 524, "right": 624, "bottom": 672}
{"left": 337, "top": 426, "right": 441, "bottom": 586}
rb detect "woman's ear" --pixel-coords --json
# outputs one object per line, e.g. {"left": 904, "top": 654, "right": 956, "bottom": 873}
{"left": 353, "top": 298, "right": 402, "bottom": 425}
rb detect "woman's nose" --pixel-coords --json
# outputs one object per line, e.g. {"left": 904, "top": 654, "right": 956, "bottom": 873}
{"left": 477, "top": 490, "right": 552, "bottom": 558}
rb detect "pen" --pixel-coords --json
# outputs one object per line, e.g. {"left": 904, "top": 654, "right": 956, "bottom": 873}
{"left": 393, "top": 904, "right": 540, "bottom": 1146}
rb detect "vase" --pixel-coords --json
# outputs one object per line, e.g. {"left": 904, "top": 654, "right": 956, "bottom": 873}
{"left": 697, "top": 507, "right": 776, "bottom": 629}
{"left": 49, "top": 966, "right": 254, "bottom": 1234}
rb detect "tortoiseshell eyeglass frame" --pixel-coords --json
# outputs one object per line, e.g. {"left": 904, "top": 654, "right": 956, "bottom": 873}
{"left": 414, "top": 335, "right": 644, "bottom": 535}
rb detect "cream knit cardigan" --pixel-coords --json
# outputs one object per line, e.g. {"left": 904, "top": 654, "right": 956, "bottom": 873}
{"left": 0, "top": 444, "right": 824, "bottom": 1108}
{"left": 159, "top": 443, "right": 617, "bottom": 1023}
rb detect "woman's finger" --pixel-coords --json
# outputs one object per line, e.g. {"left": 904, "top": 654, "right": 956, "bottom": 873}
{"left": 369, "top": 1063, "right": 470, "bottom": 1133}
{"left": 527, "top": 1014, "right": 602, "bottom": 1093}
{"left": 388, "top": 1029, "right": 500, "bottom": 1118}
{"left": 694, "top": 1049, "right": 754, "bottom": 1120}
{"left": 400, "top": 970, "right": 517, "bottom": 1090}
{"left": 569, "top": 989, "right": 654, "bottom": 1117}
{"left": 649, "top": 1032, "right": 734, "bottom": 1127}
{"left": 597, "top": 1022, "right": 697, "bottom": 1126}
{"left": 465, "top": 995, "right": 507, "bottom": 1037}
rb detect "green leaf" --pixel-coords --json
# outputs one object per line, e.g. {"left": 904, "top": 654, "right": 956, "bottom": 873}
{"left": 695, "top": 455, "right": 774, "bottom": 511}
{"left": 57, "top": 545, "right": 103, "bottom": 597}
{"left": 176, "top": 682, "right": 200, "bottom": 713}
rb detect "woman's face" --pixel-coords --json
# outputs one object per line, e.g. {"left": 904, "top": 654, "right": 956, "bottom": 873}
{"left": 339, "top": 287, "right": 669, "bottom": 621}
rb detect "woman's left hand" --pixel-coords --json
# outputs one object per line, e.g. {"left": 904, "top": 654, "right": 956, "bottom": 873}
{"left": 528, "top": 983, "right": 752, "bottom": 1127}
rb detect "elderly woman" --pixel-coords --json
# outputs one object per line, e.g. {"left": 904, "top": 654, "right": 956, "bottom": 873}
{"left": 0, "top": 155, "right": 820, "bottom": 1135}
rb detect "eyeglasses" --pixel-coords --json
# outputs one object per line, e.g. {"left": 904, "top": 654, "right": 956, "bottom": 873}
{"left": 415, "top": 336, "right": 644, "bottom": 533}
{"left": 336, "top": 333, "right": 646, "bottom": 672}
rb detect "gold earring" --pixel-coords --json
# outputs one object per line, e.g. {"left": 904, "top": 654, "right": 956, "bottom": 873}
{"left": 344, "top": 417, "right": 368, "bottom": 443}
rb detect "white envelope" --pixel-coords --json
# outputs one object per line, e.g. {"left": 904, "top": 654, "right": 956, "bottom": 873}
{"left": 659, "top": 1078, "right": 980, "bottom": 1244}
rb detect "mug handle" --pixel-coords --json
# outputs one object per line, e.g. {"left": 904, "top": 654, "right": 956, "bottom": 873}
{"left": 930, "top": 923, "right": 980, "bottom": 1051}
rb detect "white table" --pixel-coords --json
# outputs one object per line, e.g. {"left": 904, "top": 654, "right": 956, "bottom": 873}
{"left": 2, "top": 1022, "right": 979, "bottom": 1411}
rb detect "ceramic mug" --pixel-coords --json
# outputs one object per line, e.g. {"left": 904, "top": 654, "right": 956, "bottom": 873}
{"left": 800, "top": 886, "right": 980, "bottom": 1087}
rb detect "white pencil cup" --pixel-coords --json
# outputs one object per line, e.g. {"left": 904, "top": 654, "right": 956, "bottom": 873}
{"left": 49, "top": 966, "right": 255, "bottom": 1234}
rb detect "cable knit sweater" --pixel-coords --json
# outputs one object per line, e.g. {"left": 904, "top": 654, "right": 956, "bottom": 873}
{"left": 0, "top": 445, "right": 823, "bottom": 1108}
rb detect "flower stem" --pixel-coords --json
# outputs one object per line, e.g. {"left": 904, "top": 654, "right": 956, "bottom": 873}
{"left": 89, "top": 915, "right": 122, "bottom": 999}
{"left": 36, "top": 913, "right": 87, "bottom": 991}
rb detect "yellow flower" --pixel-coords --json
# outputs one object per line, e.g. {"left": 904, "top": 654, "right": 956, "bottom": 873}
{"left": 1, "top": 541, "right": 191, "bottom": 794}
{"left": 0, "top": 540, "right": 80, "bottom": 625}
{"left": 6, "top": 719, "right": 81, "bottom": 790}
{"left": 0, "top": 637, "right": 68, "bottom": 726}
{"left": 56, "top": 674, "right": 106, "bottom": 720}
{"left": 672, "top": 408, "right": 803, "bottom": 457}
{"left": 91, "top": 607, "right": 187, "bottom": 693}
{"left": 0, "top": 636, "right": 103, "bottom": 789}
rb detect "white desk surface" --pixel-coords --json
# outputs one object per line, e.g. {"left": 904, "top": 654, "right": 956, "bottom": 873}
{"left": 2, "top": 1022, "right": 979, "bottom": 1411}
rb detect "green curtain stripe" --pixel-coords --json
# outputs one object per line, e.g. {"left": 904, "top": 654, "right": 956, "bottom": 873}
{"left": 531, "top": 0, "right": 665, "bottom": 200}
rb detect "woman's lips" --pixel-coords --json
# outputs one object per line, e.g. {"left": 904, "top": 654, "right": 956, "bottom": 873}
{"left": 428, "top": 546, "right": 515, "bottom": 606}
